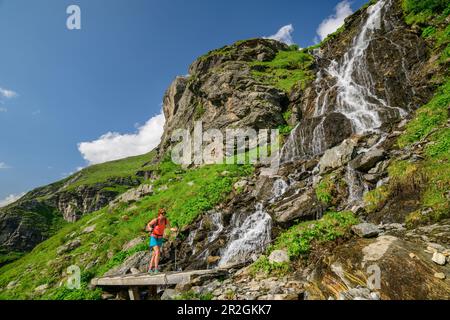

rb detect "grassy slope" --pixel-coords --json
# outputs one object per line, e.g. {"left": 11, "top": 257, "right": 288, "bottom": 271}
{"left": 0, "top": 159, "right": 252, "bottom": 299}
{"left": 0, "top": 151, "right": 157, "bottom": 266}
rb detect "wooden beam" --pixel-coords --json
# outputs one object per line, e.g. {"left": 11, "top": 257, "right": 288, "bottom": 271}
{"left": 128, "top": 287, "right": 140, "bottom": 300}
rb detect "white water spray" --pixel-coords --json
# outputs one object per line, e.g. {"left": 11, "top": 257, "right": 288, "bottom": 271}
{"left": 219, "top": 203, "right": 272, "bottom": 266}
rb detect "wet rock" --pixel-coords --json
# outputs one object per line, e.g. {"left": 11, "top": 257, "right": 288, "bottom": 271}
{"left": 318, "top": 138, "right": 357, "bottom": 173}
{"left": 432, "top": 252, "right": 446, "bottom": 266}
{"left": 268, "top": 250, "right": 289, "bottom": 264}
{"left": 350, "top": 148, "right": 386, "bottom": 172}
{"left": 352, "top": 223, "right": 380, "bottom": 238}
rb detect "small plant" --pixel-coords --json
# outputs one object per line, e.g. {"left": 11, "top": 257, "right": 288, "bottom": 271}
{"left": 250, "top": 256, "right": 290, "bottom": 276}
{"left": 364, "top": 186, "right": 390, "bottom": 213}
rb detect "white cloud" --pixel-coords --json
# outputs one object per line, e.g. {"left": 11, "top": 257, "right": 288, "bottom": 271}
{"left": 0, "top": 107, "right": 7, "bottom": 112}
{"left": 316, "top": 0, "right": 353, "bottom": 41}
{"left": 0, "top": 193, "right": 25, "bottom": 208}
{"left": 0, "top": 162, "right": 11, "bottom": 169}
{"left": 0, "top": 87, "right": 18, "bottom": 99}
{"left": 78, "top": 112, "right": 165, "bottom": 165}
{"left": 266, "top": 24, "right": 295, "bottom": 45}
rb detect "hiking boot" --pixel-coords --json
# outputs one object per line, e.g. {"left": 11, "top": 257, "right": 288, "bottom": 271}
{"left": 148, "top": 269, "right": 154, "bottom": 274}
{"left": 153, "top": 269, "right": 160, "bottom": 274}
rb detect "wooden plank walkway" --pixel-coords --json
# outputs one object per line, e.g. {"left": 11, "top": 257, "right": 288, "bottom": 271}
{"left": 91, "top": 269, "right": 221, "bottom": 287}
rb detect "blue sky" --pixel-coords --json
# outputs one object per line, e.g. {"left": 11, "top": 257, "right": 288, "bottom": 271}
{"left": 0, "top": 0, "right": 367, "bottom": 205}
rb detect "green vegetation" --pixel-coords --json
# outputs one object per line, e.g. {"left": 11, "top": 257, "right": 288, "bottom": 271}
{"left": 63, "top": 151, "right": 156, "bottom": 190}
{"left": 250, "top": 256, "right": 291, "bottom": 277}
{"left": 363, "top": 186, "right": 390, "bottom": 213}
{"left": 398, "top": 80, "right": 449, "bottom": 147}
{"left": 252, "top": 211, "right": 358, "bottom": 275}
{"left": 0, "top": 159, "right": 252, "bottom": 300}
{"left": 315, "top": 176, "right": 335, "bottom": 205}
{"left": 402, "top": 0, "right": 450, "bottom": 64}
{"left": 174, "top": 290, "right": 214, "bottom": 301}
{"left": 250, "top": 47, "right": 315, "bottom": 92}
{"left": 315, "top": 174, "right": 346, "bottom": 206}
{"left": 365, "top": 79, "right": 450, "bottom": 225}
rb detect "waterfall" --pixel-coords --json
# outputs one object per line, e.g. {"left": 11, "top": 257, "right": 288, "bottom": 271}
{"left": 282, "top": 0, "right": 406, "bottom": 163}
{"left": 206, "top": 211, "right": 224, "bottom": 244}
{"left": 218, "top": 203, "right": 272, "bottom": 267}
{"left": 271, "top": 178, "right": 289, "bottom": 202}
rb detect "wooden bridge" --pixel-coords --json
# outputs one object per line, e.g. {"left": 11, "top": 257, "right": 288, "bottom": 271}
{"left": 91, "top": 268, "right": 230, "bottom": 300}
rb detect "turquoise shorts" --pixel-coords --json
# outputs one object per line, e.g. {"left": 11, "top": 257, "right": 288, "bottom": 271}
{"left": 149, "top": 236, "right": 163, "bottom": 248}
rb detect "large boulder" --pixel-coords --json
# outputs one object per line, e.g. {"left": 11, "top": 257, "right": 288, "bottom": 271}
{"left": 318, "top": 138, "right": 358, "bottom": 173}
{"left": 273, "top": 189, "right": 325, "bottom": 223}
{"left": 350, "top": 148, "right": 386, "bottom": 172}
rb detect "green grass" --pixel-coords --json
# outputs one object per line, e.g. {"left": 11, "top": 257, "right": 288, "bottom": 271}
{"left": 63, "top": 151, "right": 156, "bottom": 190}
{"left": 251, "top": 211, "right": 358, "bottom": 275}
{"left": 398, "top": 79, "right": 450, "bottom": 147}
{"left": 174, "top": 290, "right": 214, "bottom": 301}
{"left": 0, "top": 160, "right": 253, "bottom": 300}
{"left": 250, "top": 48, "right": 315, "bottom": 92}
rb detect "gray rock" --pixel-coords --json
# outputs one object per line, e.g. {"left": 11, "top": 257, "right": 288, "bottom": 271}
{"left": 352, "top": 223, "right": 380, "bottom": 238}
{"left": 57, "top": 239, "right": 82, "bottom": 255}
{"left": 350, "top": 148, "right": 386, "bottom": 172}
{"left": 161, "top": 289, "right": 177, "bottom": 300}
{"left": 234, "top": 180, "right": 248, "bottom": 190}
{"left": 34, "top": 284, "right": 48, "bottom": 293}
{"left": 7, "top": 281, "right": 18, "bottom": 290}
{"left": 122, "top": 236, "right": 145, "bottom": 251}
{"left": 104, "top": 251, "right": 147, "bottom": 276}
{"left": 274, "top": 189, "right": 324, "bottom": 223}
{"left": 318, "top": 138, "right": 357, "bottom": 173}
{"left": 111, "top": 184, "right": 153, "bottom": 206}
{"left": 432, "top": 252, "right": 446, "bottom": 266}
{"left": 82, "top": 224, "right": 96, "bottom": 234}
{"left": 268, "top": 250, "right": 289, "bottom": 264}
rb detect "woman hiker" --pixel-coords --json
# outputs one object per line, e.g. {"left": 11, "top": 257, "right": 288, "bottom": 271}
{"left": 146, "top": 208, "right": 177, "bottom": 273}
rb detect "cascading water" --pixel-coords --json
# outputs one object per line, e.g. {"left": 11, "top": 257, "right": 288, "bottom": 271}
{"left": 271, "top": 178, "right": 289, "bottom": 202}
{"left": 218, "top": 203, "right": 272, "bottom": 267}
{"left": 281, "top": 0, "right": 406, "bottom": 163}
{"left": 206, "top": 211, "right": 224, "bottom": 244}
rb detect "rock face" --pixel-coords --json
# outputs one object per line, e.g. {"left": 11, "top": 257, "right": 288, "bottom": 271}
{"left": 158, "top": 38, "right": 290, "bottom": 157}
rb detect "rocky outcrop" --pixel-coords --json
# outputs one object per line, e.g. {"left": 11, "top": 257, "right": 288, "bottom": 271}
{"left": 306, "top": 221, "right": 450, "bottom": 300}
{"left": 0, "top": 173, "right": 141, "bottom": 253}
{"left": 158, "top": 39, "right": 290, "bottom": 157}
